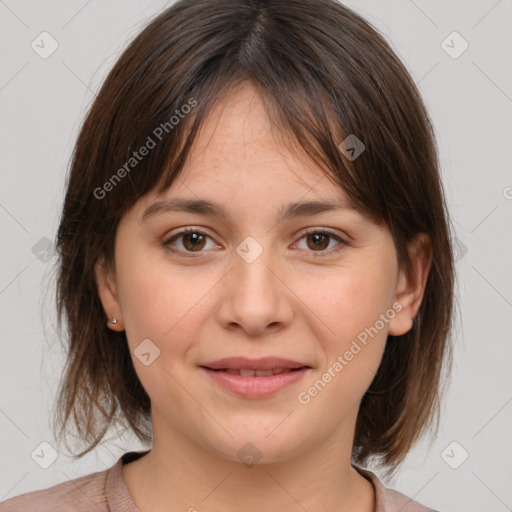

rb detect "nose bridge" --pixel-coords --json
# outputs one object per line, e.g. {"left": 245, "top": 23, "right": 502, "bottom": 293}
{"left": 216, "top": 234, "right": 291, "bottom": 334}
{"left": 233, "top": 234, "right": 277, "bottom": 300}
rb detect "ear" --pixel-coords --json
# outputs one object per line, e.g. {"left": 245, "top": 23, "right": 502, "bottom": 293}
{"left": 388, "top": 233, "right": 433, "bottom": 336}
{"left": 94, "top": 256, "right": 124, "bottom": 331}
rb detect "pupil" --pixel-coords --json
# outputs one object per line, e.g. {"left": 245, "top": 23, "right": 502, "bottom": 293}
{"left": 185, "top": 233, "right": 204, "bottom": 251}
{"left": 309, "top": 233, "right": 328, "bottom": 251}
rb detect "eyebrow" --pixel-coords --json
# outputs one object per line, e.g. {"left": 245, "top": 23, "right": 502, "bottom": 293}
{"left": 140, "top": 197, "right": 356, "bottom": 224}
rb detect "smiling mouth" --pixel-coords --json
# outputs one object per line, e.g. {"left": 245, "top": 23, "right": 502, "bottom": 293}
{"left": 199, "top": 364, "right": 310, "bottom": 398}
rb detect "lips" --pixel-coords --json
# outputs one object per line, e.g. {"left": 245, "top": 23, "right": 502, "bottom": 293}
{"left": 200, "top": 356, "right": 309, "bottom": 373}
{"left": 221, "top": 368, "right": 298, "bottom": 377}
{"left": 199, "top": 356, "right": 311, "bottom": 398}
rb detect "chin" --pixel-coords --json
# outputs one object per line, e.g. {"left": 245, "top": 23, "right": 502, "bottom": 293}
{"left": 206, "top": 428, "right": 309, "bottom": 467}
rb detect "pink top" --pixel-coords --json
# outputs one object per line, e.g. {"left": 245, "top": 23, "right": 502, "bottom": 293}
{"left": 0, "top": 450, "right": 438, "bottom": 511}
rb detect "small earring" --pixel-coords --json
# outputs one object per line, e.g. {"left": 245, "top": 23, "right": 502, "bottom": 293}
{"left": 110, "top": 317, "right": 118, "bottom": 325}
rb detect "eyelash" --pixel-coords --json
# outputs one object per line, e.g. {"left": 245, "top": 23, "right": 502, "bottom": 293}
{"left": 163, "top": 226, "right": 347, "bottom": 258}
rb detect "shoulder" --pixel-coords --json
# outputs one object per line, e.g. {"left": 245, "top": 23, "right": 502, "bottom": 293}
{"left": 353, "top": 465, "right": 441, "bottom": 512}
{"left": 0, "top": 465, "right": 112, "bottom": 512}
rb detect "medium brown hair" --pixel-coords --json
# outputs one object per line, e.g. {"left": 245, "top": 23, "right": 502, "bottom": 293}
{"left": 52, "top": 0, "right": 455, "bottom": 476}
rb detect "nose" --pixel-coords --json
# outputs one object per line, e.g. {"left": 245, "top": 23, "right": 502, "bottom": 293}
{"left": 214, "top": 237, "right": 294, "bottom": 337}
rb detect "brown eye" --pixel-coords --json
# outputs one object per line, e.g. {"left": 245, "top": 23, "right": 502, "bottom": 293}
{"left": 163, "top": 227, "right": 347, "bottom": 258}
{"left": 181, "top": 232, "right": 207, "bottom": 251}
{"left": 306, "top": 232, "right": 330, "bottom": 251}
{"left": 295, "top": 229, "right": 347, "bottom": 256}
{"left": 164, "top": 228, "right": 216, "bottom": 255}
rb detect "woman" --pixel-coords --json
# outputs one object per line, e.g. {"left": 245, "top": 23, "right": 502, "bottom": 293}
{"left": 1, "top": 0, "right": 454, "bottom": 510}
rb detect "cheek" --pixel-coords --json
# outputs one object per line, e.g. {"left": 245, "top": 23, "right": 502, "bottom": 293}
{"left": 299, "top": 283, "right": 389, "bottom": 413}
{"left": 306, "top": 263, "right": 395, "bottom": 346}
{"left": 117, "top": 269, "right": 171, "bottom": 342}
{"left": 297, "top": 262, "right": 394, "bottom": 401}
{"left": 116, "top": 252, "right": 214, "bottom": 353}
{"left": 115, "top": 255, "right": 207, "bottom": 403}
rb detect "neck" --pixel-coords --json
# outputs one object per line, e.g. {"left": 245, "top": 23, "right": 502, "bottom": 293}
{"left": 122, "top": 414, "right": 375, "bottom": 512}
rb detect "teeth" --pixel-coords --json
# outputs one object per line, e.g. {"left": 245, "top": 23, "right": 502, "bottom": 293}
{"left": 221, "top": 368, "right": 296, "bottom": 377}
{"left": 224, "top": 369, "right": 242, "bottom": 375}
{"left": 255, "top": 370, "right": 274, "bottom": 377}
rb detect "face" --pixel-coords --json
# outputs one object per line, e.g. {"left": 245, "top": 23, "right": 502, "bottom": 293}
{"left": 96, "top": 81, "right": 428, "bottom": 465}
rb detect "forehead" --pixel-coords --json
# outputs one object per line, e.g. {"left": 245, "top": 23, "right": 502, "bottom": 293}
{"left": 168, "top": 81, "right": 346, "bottom": 203}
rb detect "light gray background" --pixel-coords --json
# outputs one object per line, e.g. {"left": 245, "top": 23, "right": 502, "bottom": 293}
{"left": 1, "top": 1, "right": 511, "bottom": 510}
